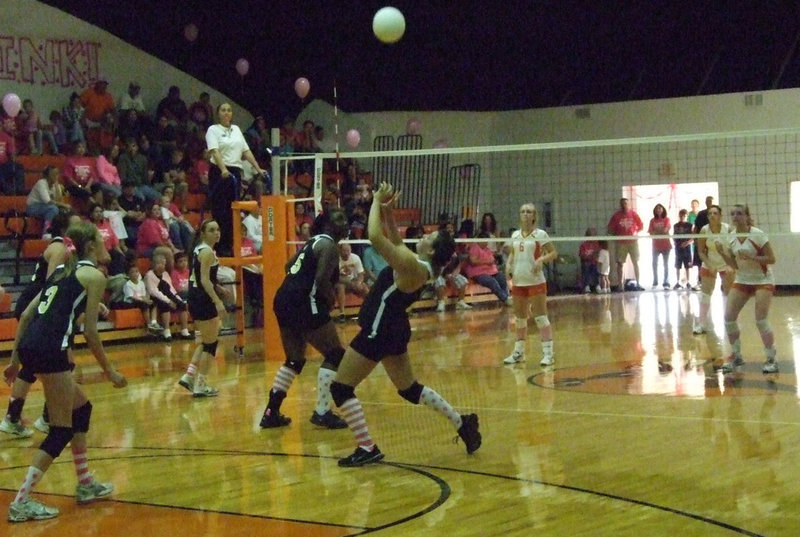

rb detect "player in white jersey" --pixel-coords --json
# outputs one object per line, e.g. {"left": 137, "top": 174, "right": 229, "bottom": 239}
{"left": 693, "top": 205, "right": 735, "bottom": 334}
{"left": 713, "top": 204, "right": 778, "bottom": 374}
{"left": 503, "top": 203, "right": 558, "bottom": 366}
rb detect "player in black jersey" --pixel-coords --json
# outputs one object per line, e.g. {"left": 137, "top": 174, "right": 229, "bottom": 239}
{"left": 260, "top": 207, "right": 350, "bottom": 429}
{"left": 178, "top": 219, "right": 228, "bottom": 397}
{"left": 330, "top": 183, "right": 482, "bottom": 467}
{"left": 6, "top": 221, "right": 127, "bottom": 522}
{"left": 2, "top": 209, "right": 80, "bottom": 439}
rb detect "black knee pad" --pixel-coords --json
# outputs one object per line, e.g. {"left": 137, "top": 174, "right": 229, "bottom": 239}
{"left": 285, "top": 358, "right": 305, "bottom": 375}
{"left": 17, "top": 367, "right": 36, "bottom": 384}
{"left": 330, "top": 381, "right": 355, "bottom": 407}
{"left": 202, "top": 341, "right": 218, "bottom": 357}
{"left": 72, "top": 401, "right": 93, "bottom": 433}
{"left": 397, "top": 381, "right": 424, "bottom": 404}
{"left": 39, "top": 426, "right": 74, "bottom": 459}
{"left": 322, "top": 347, "right": 345, "bottom": 369}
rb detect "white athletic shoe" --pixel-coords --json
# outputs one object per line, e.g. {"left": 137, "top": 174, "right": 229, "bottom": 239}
{"left": 76, "top": 477, "right": 114, "bottom": 504}
{"left": 539, "top": 354, "right": 555, "bottom": 367}
{"left": 503, "top": 351, "right": 525, "bottom": 364}
{"left": 455, "top": 300, "right": 472, "bottom": 310}
{"left": 436, "top": 301, "right": 446, "bottom": 313}
{"left": 8, "top": 498, "right": 59, "bottom": 522}
{"left": 0, "top": 418, "right": 33, "bottom": 438}
{"left": 33, "top": 416, "right": 49, "bottom": 434}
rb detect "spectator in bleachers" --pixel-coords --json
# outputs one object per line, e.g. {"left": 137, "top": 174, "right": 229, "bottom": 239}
{"left": 117, "top": 109, "right": 146, "bottom": 144}
{"left": 159, "top": 187, "right": 192, "bottom": 251}
{"left": 435, "top": 221, "right": 471, "bottom": 312}
{"left": 61, "top": 140, "right": 96, "bottom": 203}
{"left": 362, "top": 241, "right": 388, "bottom": 287}
{"left": 20, "top": 99, "right": 57, "bottom": 156}
{"left": 144, "top": 253, "right": 192, "bottom": 341}
{"left": 118, "top": 181, "right": 146, "bottom": 248}
{"left": 170, "top": 251, "right": 190, "bottom": 303}
{"left": 95, "top": 143, "right": 123, "bottom": 198}
{"left": 102, "top": 193, "right": 128, "bottom": 246}
{"left": 47, "top": 110, "right": 67, "bottom": 154}
{"left": 26, "top": 165, "right": 70, "bottom": 235}
{"left": 0, "top": 122, "right": 25, "bottom": 195}
{"left": 335, "top": 241, "right": 369, "bottom": 322}
{"left": 88, "top": 201, "right": 127, "bottom": 274}
{"left": 187, "top": 157, "right": 209, "bottom": 195}
{"left": 464, "top": 231, "right": 512, "bottom": 306}
{"left": 117, "top": 137, "right": 159, "bottom": 203}
{"left": 136, "top": 202, "right": 177, "bottom": 271}
{"left": 79, "top": 77, "right": 116, "bottom": 129}
{"left": 245, "top": 115, "right": 271, "bottom": 164}
{"left": 62, "top": 92, "right": 86, "bottom": 146}
{"left": 295, "top": 221, "right": 311, "bottom": 252}
{"left": 242, "top": 204, "right": 263, "bottom": 253}
{"left": 118, "top": 81, "right": 147, "bottom": 116}
{"left": 118, "top": 263, "right": 153, "bottom": 330}
{"left": 187, "top": 91, "right": 213, "bottom": 133}
{"left": 154, "top": 147, "right": 189, "bottom": 210}
{"left": 156, "top": 86, "right": 188, "bottom": 131}
{"left": 151, "top": 115, "right": 178, "bottom": 169}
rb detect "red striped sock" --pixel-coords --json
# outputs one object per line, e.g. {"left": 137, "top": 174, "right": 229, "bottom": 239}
{"left": 186, "top": 363, "right": 198, "bottom": 378}
{"left": 272, "top": 366, "right": 297, "bottom": 394}
{"left": 340, "top": 397, "right": 374, "bottom": 451}
{"left": 72, "top": 446, "right": 92, "bottom": 485}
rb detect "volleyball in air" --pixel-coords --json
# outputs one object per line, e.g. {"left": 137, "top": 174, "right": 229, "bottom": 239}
{"left": 373, "top": 7, "right": 406, "bottom": 44}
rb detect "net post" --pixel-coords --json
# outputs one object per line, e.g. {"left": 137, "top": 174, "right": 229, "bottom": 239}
{"left": 261, "top": 195, "right": 293, "bottom": 361}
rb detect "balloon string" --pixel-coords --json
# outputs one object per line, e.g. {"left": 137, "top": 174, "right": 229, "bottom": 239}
{"left": 334, "top": 79, "right": 341, "bottom": 207}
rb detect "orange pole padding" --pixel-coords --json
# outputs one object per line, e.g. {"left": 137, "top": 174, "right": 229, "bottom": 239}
{"left": 260, "top": 195, "right": 295, "bottom": 361}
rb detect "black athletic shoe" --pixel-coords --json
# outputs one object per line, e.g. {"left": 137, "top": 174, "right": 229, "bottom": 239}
{"left": 309, "top": 410, "right": 347, "bottom": 429}
{"left": 456, "top": 413, "right": 482, "bottom": 454}
{"left": 338, "top": 445, "right": 384, "bottom": 467}
{"left": 259, "top": 409, "right": 291, "bottom": 428}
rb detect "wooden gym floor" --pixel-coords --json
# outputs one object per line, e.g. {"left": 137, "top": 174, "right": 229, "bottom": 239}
{"left": 0, "top": 288, "right": 798, "bottom": 536}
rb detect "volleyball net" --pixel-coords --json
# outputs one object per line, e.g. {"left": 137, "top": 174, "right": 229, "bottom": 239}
{"left": 270, "top": 126, "right": 800, "bottom": 289}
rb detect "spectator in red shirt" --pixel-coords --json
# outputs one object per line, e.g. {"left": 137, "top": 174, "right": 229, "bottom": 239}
{"left": 607, "top": 197, "right": 645, "bottom": 290}
{"left": 61, "top": 141, "right": 96, "bottom": 202}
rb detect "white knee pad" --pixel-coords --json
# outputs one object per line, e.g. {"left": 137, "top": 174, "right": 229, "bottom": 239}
{"left": 534, "top": 315, "right": 550, "bottom": 329}
{"left": 515, "top": 317, "right": 528, "bottom": 330}
{"left": 756, "top": 319, "right": 772, "bottom": 334}
{"left": 700, "top": 293, "right": 711, "bottom": 305}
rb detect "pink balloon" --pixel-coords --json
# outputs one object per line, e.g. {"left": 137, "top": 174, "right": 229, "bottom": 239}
{"left": 2, "top": 93, "right": 21, "bottom": 118}
{"left": 294, "top": 77, "right": 310, "bottom": 99}
{"left": 235, "top": 58, "right": 250, "bottom": 77}
{"left": 183, "top": 23, "right": 198, "bottom": 42}
{"left": 346, "top": 129, "right": 360, "bottom": 148}
{"left": 406, "top": 118, "right": 421, "bottom": 135}
{"left": 433, "top": 138, "right": 450, "bottom": 149}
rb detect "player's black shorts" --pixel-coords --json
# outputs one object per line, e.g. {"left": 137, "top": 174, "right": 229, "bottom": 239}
{"left": 349, "top": 318, "right": 412, "bottom": 362}
{"left": 18, "top": 348, "right": 71, "bottom": 375}
{"left": 273, "top": 290, "right": 330, "bottom": 331}
{"left": 188, "top": 287, "right": 217, "bottom": 321}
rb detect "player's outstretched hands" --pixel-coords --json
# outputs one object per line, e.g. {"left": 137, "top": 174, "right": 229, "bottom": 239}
{"left": 374, "top": 182, "right": 401, "bottom": 208}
